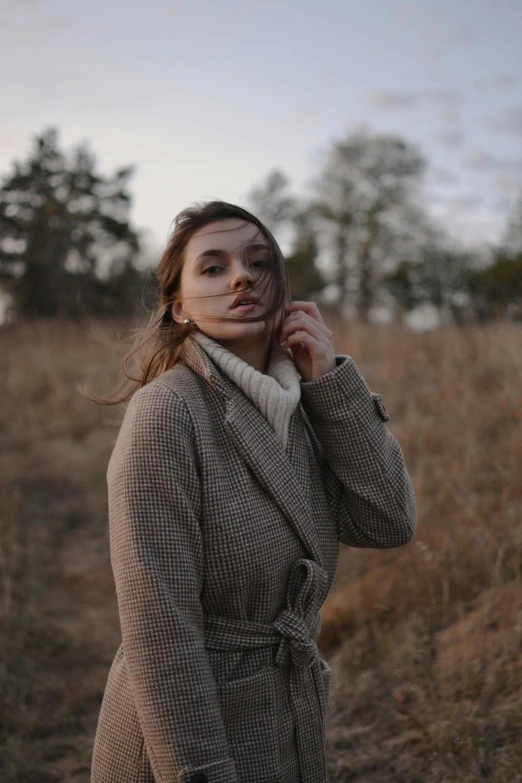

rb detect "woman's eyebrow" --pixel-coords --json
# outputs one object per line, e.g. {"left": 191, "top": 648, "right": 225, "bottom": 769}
{"left": 195, "top": 242, "right": 270, "bottom": 263}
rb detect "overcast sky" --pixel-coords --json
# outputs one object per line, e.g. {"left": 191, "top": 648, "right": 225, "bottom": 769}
{"left": 1, "top": 0, "right": 521, "bottom": 257}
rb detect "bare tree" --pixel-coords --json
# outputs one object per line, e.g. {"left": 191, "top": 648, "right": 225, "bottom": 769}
{"left": 310, "top": 129, "right": 427, "bottom": 320}
{"left": 247, "top": 170, "right": 326, "bottom": 300}
{"left": 247, "top": 168, "right": 297, "bottom": 235}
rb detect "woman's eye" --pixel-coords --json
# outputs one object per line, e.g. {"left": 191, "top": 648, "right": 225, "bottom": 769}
{"left": 203, "top": 259, "right": 268, "bottom": 275}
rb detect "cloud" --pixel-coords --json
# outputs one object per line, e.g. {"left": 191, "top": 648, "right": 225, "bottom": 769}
{"left": 493, "top": 196, "right": 515, "bottom": 215}
{"left": 1, "top": 0, "right": 47, "bottom": 10}
{"left": 369, "top": 90, "right": 419, "bottom": 109}
{"left": 487, "top": 105, "right": 522, "bottom": 136}
{"left": 369, "top": 91, "right": 418, "bottom": 109}
{"left": 389, "top": 5, "right": 475, "bottom": 46}
{"left": 465, "top": 151, "right": 522, "bottom": 173}
{"left": 0, "top": 0, "right": 71, "bottom": 37}
{"left": 473, "top": 74, "right": 519, "bottom": 92}
{"left": 447, "top": 194, "right": 484, "bottom": 211}
{"left": 428, "top": 192, "right": 484, "bottom": 211}
{"left": 439, "top": 107, "right": 461, "bottom": 127}
{"left": 287, "top": 106, "right": 320, "bottom": 127}
{"left": 492, "top": 174, "right": 522, "bottom": 196}
{"left": 369, "top": 89, "right": 464, "bottom": 111}
{"left": 430, "top": 168, "right": 459, "bottom": 186}
{"left": 435, "top": 130, "right": 464, "bottom": 149}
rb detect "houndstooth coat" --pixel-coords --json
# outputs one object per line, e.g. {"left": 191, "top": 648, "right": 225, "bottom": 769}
{"left": 91, "top": 334, "right": 417, "bottom": 783}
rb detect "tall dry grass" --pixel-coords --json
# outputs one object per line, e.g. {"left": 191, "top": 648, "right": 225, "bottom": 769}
{"left": 0, "top": 317, "right": 521, "bottom": 782}
{"left": 0, "top": 319, "right": 126, "bottom": 782}
{"left": 322, "top": 316, "right": 522, "bottom": 783}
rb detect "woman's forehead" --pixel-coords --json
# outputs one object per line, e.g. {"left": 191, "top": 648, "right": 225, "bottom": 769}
{"left": 187, "top": 219, "right": 263, "bottom": 257}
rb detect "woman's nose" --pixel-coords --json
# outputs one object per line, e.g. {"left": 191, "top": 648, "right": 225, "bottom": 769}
{"left": 230, "top": 262, "right": 253, "bottom": 289}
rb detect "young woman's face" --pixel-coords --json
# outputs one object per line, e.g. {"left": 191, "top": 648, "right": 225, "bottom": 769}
{"left": 173, "top": 218, "right": 278, "bottom": 344}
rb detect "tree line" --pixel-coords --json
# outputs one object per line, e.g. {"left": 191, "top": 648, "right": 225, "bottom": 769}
{"left": 1, "top": 126, "right": 521, "bottom": 323}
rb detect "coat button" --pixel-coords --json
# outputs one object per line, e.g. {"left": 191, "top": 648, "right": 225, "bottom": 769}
{"left": 189, "top": 772, "right": 208, "bottom": 783}
{"left": 372, "top": 393, "right": 390, "bottom": 422}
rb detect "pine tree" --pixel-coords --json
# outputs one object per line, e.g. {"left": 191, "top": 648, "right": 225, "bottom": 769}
{"left": 0, "top": 127, "right": 143, "bottom": 318}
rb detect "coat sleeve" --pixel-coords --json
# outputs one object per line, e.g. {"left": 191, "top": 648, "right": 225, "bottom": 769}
{"left": 299, "top": 354, "right": 417, "bottom": 548}
{"left": 107, "top": 381, "right": 238, "bottom": 783}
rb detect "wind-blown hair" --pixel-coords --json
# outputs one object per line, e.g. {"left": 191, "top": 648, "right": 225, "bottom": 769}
{"left": 87, "top": 200, "right": 291, "bottom": 405}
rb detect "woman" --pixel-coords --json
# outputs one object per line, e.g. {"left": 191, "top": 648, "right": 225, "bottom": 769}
{"left": 91, "top": 200, "right": 417, "bottom": 783}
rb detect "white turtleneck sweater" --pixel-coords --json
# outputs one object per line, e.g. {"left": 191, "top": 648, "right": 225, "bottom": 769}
{"left": 192, "top": 330, "right": 302, "bottom": 451}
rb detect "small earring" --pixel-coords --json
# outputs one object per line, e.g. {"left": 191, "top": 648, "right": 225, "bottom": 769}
{"left": 183, "top": 317, "right": 194, "bottom": 325}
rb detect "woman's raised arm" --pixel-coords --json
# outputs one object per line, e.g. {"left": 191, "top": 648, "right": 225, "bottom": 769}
{"left": 300, "top": 355, "right": 417, "bottom": 549}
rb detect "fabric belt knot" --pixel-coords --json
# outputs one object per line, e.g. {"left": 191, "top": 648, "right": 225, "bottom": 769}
{"left": 271, "top": 557, "right": 329, "bottom": 666}
{"left": 203, "top": 558, "right": 332, "bottom": 783}
{"left": 273, "top": 609, "right": 318, "bottom": 668}
{"left": 273, "top": 559, "right": 331, "bottom": 783}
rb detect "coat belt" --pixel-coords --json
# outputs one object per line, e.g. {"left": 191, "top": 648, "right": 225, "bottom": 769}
{"left": 203, "top": 558, "right": 331, "bottom": 783}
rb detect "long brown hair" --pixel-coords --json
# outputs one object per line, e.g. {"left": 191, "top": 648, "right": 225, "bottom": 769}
{"left": 88, "top": 200, "right": 291, "bottom": 405}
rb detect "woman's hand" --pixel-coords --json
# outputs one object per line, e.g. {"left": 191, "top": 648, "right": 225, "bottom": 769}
{"left": 276, "top": 301, "right": 337, "bottom": 382}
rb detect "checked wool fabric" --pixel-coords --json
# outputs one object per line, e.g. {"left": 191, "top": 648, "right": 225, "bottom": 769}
{"left": 91, "top": 334, "right": 417, "bottom": 783}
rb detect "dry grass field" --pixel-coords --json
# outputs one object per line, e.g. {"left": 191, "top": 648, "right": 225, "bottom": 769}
{"left": 1, "top": 316, "right": 521, "bottom": 782}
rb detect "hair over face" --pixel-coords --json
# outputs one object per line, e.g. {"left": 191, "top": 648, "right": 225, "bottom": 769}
{"left": 88, "top": 200, "right": 291, "bottom": 405}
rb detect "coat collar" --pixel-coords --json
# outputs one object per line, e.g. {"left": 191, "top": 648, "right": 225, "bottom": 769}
{"left": 179, "top": 334, "right": 324, "bottom": 568}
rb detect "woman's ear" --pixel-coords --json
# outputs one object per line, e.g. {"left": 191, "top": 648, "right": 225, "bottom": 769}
{"left": 171, "top": 300, "right": 186, "bottom": 325}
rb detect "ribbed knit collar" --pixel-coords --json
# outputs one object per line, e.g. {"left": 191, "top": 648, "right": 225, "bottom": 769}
{"left": 191, "top": 330, "right": 301, "bottom": 450}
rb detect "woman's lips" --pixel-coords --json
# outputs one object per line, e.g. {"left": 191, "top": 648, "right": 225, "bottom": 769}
{"left": 233, "top": 302, "right": 260, "bottom": 313}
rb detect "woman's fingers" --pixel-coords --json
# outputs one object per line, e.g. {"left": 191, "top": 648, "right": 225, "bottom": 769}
{"left": 283, "top": 329, "right": 322, "bottom": 350}
{"left": 279, "top": 300, "right": 337, "bottom": 381}
{"left": 279, "top": 311, "right": 332, "bottom": 345}
{"left": 284, "top": 300, "right": 325, "bottom": 325}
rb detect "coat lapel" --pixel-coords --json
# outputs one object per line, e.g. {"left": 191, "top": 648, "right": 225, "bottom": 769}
{"left": 180, "top": 335, "right": 325, "bottom": 568}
